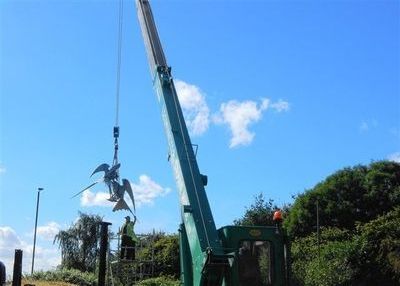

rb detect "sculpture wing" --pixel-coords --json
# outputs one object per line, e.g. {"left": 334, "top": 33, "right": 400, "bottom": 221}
{"left": 122, "top": 178, "right": 135, "bottom": 213}
{"left": 91, "top": 163, "right": 110, "bottom": 177}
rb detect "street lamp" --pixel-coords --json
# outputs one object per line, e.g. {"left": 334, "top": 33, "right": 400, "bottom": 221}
{"left": 31, "top": 187, "right": 44, "bottom": 275}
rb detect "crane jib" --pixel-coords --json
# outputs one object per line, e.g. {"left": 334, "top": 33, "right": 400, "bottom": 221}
{"left": 136, "top": 0, "right": 166, "bottom": 76}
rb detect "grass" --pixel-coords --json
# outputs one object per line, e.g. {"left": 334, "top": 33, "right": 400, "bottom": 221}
{"left": 20, "top": 280, "right": 77, "bottom": 286}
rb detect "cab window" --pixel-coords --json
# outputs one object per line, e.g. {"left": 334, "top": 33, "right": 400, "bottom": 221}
{"left": 238, "top": 240, "right": 273, "bottom": 286}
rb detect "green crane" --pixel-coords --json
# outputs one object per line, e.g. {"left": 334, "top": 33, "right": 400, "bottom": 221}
{"left": 135, "top": 1, "right": 290, "bottom": 285}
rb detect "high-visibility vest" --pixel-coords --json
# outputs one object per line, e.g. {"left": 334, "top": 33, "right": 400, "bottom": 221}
{"left": 124, "top": 221, "right": 139, "bottom": 243}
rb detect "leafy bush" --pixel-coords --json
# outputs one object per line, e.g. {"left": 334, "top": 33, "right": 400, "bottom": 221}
{"left": 354, "top": 207, "right": 400, "bottom": 285}
{"left": 136, "top": 276, "right": 180, "bottom": 286}
{"left": 291, "top": 208, "right": 400, "bottom": 286}
{"left": 291, "top": 227, "right": 359, "bottom": 286}
{"left": 26, "top": 269, "right": 96, "bottom": 286}
{"left": 138, "top": 234, "right": 179, "bottom": 278}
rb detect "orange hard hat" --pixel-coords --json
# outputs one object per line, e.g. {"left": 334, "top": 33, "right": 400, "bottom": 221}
{"left": 273, "top": 210, "right": 283, "bottom": 222}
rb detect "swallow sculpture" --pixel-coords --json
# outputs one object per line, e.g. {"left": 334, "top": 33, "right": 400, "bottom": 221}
{"left": 72, "top": 162, "right": 135, "bottom": 214}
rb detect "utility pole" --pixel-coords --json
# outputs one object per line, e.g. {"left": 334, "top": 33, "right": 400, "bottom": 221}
{"left": 31, "top": 187, "right": 44, "bottom": 275}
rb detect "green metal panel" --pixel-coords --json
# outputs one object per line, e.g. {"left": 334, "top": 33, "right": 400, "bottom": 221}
{"left": 179, "top": 223, "right": 193, "bottom": 285}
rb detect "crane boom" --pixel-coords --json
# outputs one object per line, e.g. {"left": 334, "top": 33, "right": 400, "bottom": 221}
{"left": 136, "top": 1, "right": 230, "bottom": 285}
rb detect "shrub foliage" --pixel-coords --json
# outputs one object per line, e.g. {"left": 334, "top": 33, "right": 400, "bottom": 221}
{"left": 138, "top": 233, "right": 180, "bottom": 278}
{"left": 26, "top": 269, "right": 96, "bottom": 286}
{"left": 136, "top": 276, "right": 180, "bottom": 286}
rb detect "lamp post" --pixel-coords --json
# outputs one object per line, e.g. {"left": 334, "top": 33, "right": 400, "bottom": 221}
{"left": 31, "top": 187, "right": 43, "bottom": 275}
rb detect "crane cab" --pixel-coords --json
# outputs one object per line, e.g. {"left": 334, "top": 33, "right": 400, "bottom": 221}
{"left": 218, "top": 226, "right": 289, "bottom": 286}
{"left": 179, "top": 224, "right": 290, "bottom": 286}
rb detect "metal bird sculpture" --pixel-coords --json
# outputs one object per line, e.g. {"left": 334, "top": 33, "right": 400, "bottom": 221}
{"left": 72, "top": 162, "right": 135, "bottom": 214}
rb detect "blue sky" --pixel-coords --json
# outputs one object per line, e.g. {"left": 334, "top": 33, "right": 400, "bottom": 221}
{"left": 1, "top": 0, "right": 399, "bottom": 274}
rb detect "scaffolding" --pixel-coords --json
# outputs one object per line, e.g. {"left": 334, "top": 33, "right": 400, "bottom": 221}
{"left": 108, "top": 231, "right": 156, "bottom": 286}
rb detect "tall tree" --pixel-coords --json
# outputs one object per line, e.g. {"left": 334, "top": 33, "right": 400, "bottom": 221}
{"left": 54, "top": 212, "right": 103, "bottom": 272}
{"left": 234, "top": 193, "right": 287, "bottom": 226}
{"left": 285, "top": 161, "right": 400, "bottom": 238}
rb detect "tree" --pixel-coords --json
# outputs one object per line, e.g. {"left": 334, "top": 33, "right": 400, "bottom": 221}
{"left": 285, "top": 161, "right": 400, "bottom": 238}
{"left": 137, "top": 232, "right": 180, "bottom": 278}
{"left": 54, "top": 212, "right": 103, "bottom": 272}
{"left": 233, "top": 193, "right": 287, "bottom": 226}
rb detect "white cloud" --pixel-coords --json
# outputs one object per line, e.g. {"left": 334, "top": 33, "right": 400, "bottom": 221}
{"left": 167, "top": 79, "right": 290, "bottom": 147}
{"left": 260, "top": 98, "right": 270, "bottom": 110}
{"left": 270, "top": 99, "right": 290, "bottom": 112}
{"left": 0, "top": 165, "right": 5, "bottom": 174}
{"left": 360, "top": 119, "right": 378, "bottom": 132}
{"left": 388, "top": 152, "right": 400, "bottom": 163}
{"left": 0, "top": 226, "right": 60, "bottom": 277}
{"left": 360, "top": 121, "right": 369, "bottom": 132}
{"left": 36, "top": 222, "right": 60, "bottom": 241}
{"left": 131, "top": 175, "right": 171, "bottom": 206}
{"left": 80, "top": 175, "right": 171, "bottom": 208}
{"left": 215, "top": 100, "right": 263, "bottom": 148}
{"left": 81, "top": 189, "right": 114, "bottom": 207}
{"left": 0, "top": 226, "right": 21, "bottom": 250}
{"left": 389, "top": 127, "right": 400, "bottom": 138}
{"left": 175, "top": 79, "right": 210, "bottom": 136}
{"left": 213, "top": 98, "right": 289, "bottom": 148}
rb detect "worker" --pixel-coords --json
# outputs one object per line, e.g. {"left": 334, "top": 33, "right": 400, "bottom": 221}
{"left": 120, "top": 215, "right": 139, "bottom": 260}
{"left": 0, "top": 261, "right": 5, "bottom": 286}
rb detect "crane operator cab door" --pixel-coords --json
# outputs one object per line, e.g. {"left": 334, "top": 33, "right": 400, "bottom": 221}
{"left": 237, "top": 240, "right": 272, "bottom": 285}
{"left": 218, "top": 226, "right": 289, "bottom": 286}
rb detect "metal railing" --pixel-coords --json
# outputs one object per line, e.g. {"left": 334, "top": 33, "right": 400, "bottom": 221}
{"left": 108, "top": 231, "right": 156, "bottom": 285}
